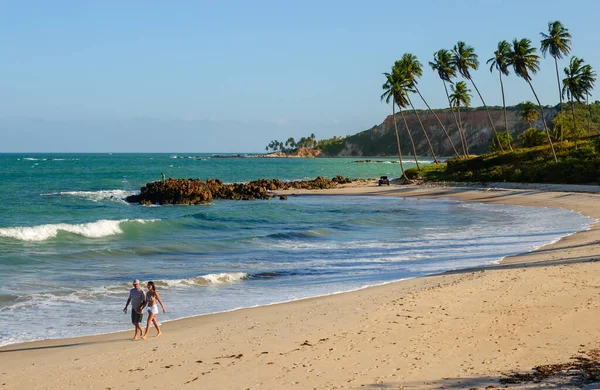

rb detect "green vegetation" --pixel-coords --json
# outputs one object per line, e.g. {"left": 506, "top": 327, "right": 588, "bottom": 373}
{"left": 265, "top": 133, "right": 353, "bottom": 156}
{"left": 265, "top": 134, "right": 318, "bottom": 153}
{"left": 562, "top": 57, "right": 596, "bottom": 149}
{"left": 380, "top": 66, "right": 411, "bottom": 179}
{"left": 314, "top": 101, "right": 600, "bottom": 158}
{"left": 451, "top": 41, "right": 504, "bottom": 151}
{"left": 490, "top": 132, "right": 513, "bottom": 152}
{"left": 322, "top": 126, "right": 406, "bottom": 156}
{"left": 380, "top": 19, "right": 598, "bottom": 182}
{"left": 405, "top": 141, "right": 600, "bottom": 185}
{"left": 552, "top": 102, "right": 600, "bottom": 141}
{"left": 449, "top": 81, "right": 472, "bottom": 153}
{"left": 263, "top": 19, "right": 599, "bottom": 187}
{"left": 519, "top": 101, "right": 539, "bottom": 128}
{"left": 509, "top": 37, "right": 558, "bottom": 161}
{"left": 519, "top": 128, "right": 547, "bottom": 148}
{"left": 430, "top": 49, "right": 465, "bottom": 156}
{"left": 316, "top": 135, "right": 347, "bottom": 152}
{"left": 398, "top": 53, "right": 438, "bottom": 165}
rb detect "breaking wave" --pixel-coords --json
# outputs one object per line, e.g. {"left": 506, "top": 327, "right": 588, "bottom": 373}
{"left": 151, "top": 272, "right": 249, "bottom": 287}
{"left": 0, "top": 219, "right": 159, "bottom": 242}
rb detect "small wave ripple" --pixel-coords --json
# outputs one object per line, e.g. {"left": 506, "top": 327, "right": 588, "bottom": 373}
{"left": 42, "top": 189, "right": 138, "bottom": 202}
{"left": 265, "top": 228, "right": 331, "bottom": 240}
{"left": 22, "top": 157, "right": 79, "bottom": 161}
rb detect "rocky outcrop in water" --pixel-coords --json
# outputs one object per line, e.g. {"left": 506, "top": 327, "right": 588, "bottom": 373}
{"left": 126, "top": 176, "right": 356, "bottom": 205}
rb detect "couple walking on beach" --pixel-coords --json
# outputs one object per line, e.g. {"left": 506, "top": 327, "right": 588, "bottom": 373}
{"left": 123, "top": 279, "right": 166, "bottom": 340}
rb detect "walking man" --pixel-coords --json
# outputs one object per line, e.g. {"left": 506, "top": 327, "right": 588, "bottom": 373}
{"left": 123, "top": 279, "right": 146, "bottom": 340}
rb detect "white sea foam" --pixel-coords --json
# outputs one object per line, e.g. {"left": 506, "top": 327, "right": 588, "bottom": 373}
{"left": 0, "top": 219, "right": 158, "bottom": 242}
{"left": 42, "top": 189, "right": 138, "bottom": 202}
{"left": 157, "top": 272, "right": 250, "bottom": 287}
{"left": 22, "top": 157, "right": 78, "bottom": 161}
{"left": 1, "top": 197, "right": 595, "bottom": 347}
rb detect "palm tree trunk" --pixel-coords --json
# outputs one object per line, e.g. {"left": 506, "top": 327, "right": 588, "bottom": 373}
{"left": 407, "top": 95, "right": 437, "bottom": 164}
{"left": 402, "top": 105, "right": 422, "bottom": 170}
{"left": 443, "top": 81, "right": 468, "bottom": 157}
{"left": 527, "top": 80, "right": 558, "bottom": 162}
{"left": 457, "top": 104, "right": 467, "bottom": 155}
{"left": 499, "top": 72, "right": 512, "bottom": 151}
{"left": 469, "top": 78, "right": 504, "bottom": 152}
{"left": 554, "top": 57, "right": 564, "bottom": 142}
{"left": 392, "top": 97, "right": 408, "bottom": 180}
{"left": 413, "top": 85, "right": 461, "bottom": 158}
{"left": 571, "top": 99, "right": 578, "bottom": 150}
{"left": 587, "top": 94, "right": 592, "bottom": 134}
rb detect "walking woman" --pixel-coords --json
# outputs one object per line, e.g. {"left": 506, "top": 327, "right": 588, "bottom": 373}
{"left": 142, "top": 281, "right": 166, "bottom": 339}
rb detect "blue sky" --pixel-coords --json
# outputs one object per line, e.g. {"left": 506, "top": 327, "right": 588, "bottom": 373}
{"left": 1, "top": 0, "right": 598, "bottom": 152}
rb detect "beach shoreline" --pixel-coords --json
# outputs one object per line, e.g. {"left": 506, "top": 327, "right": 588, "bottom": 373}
{"left": 2, "top": 182, "right": 600, "bottom": 389}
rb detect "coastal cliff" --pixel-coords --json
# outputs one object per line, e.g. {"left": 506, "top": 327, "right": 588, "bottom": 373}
{"left": 321, "top": 106, "right": 557, "bottom": 157}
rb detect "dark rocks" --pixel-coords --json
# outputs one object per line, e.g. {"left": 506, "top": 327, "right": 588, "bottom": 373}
{"left": 126, "top": 176, "right": 356, "bottom": 205}
{"left": 279, "top": 195, "right": 288, "bottom": 200}
{"left": 125, "top": 178, "right": 213, "bottom": 205}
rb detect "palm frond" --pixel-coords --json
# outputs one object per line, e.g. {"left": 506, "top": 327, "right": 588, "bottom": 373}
{"left": 508, "top": 38, "right": 540, "bottom": 82}
{"left": 450, "top": 41, "right": 479, "bottom": 80}
{"left": 540, "top": 20, "right": 572, "bottom": 59}
{"left": 487, "top": 40, "right": 511, "bottom": 76}
{"left": 429, "top": 49, "right": 456, "bottom": 83}
{"left": 562, "top": 56, "right": 597, "bottom": 102}
{"left": 449, "top": 81, "right": 472, "bottom": 108}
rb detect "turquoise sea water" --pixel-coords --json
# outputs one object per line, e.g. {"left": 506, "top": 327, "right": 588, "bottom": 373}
{"left": 0, "top": 153, "right": 594, "bottom": 346}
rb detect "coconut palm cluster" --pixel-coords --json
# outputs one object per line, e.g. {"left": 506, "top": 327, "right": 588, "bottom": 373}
{"left": 382, "top": 20, "right": 596, "bottom": 179}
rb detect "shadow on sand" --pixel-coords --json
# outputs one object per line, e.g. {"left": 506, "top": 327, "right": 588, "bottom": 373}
{"left": 0, "top": 337, "right": 125, "bottom": 354}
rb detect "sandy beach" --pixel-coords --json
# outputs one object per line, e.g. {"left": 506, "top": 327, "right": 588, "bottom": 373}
{"left": 2, "top": 183, "right": 600, "bottom": 389}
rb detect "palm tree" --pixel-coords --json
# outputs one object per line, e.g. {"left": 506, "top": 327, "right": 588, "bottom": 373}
{"left": 381, "top": 70, "right": 413, "bottom": 180}
{"left": 398, "top": 53, "right": 461, "bottom": 159}
{"left": 450, "top": 41, "right": 504, "bottom": 151}
{"left": 487, "top": 40, "right": 513, "bottom": 150}
{"left": 519, "top": 101, "right": 539, "bottom": 129}
{"left": 430, "top": 49, "right": 467, "bottom": 157}
{"left": 388, "top": 65, "right": 423, "bottom": 168}
{"left": 449, "top": 81, "right": 472, "bottom": 153}
{"left": 393, "top": 58, "right": 437, "bottom": 164}
{"left": 541, "top": 21, "right": 572, "bottom": 141}
{"left": 562, "top": 57, "right": 596, "bottom": 149}
{"left": 581, "top": 66, "right": 596, "bottom": 132}
{"left": 309, "top": 133, "right": 317, "bottom": 148}
{"left": 508, "top": 38, "right": 557, "bottom": 162}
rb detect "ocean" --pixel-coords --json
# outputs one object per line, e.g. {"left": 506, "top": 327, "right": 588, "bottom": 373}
{"left": 0, "top": 153, "right": 594, "bottom": 346}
